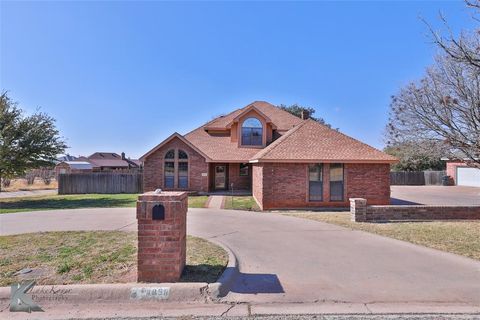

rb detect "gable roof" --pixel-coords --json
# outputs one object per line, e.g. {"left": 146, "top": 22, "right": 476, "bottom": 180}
{"left": 88, "top": 152, "right": 121, "bottom": 160}
{"left": 251, "top": 119, "right": 397, "bottom": 163}
{"left": 204, "top": 101, "right": 302, "bottom": 131}
{"left": 88, "top": 158, "right": 130, "bottom": 168}
{"left": 140, "top": 132, "right": 212, "bottom": 161}
{"left": 142, "top": 101, "right": 397, "bottom": 164}
{"left": 183, "top": 101, "right": 304, "bottom": 162}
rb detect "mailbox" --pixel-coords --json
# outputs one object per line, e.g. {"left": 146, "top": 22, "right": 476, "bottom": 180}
{"left": 137, "top": 191, "right": 187, "bottom": 282}
{"left": 152, "top": 204, "right": 165, "bottom": 220}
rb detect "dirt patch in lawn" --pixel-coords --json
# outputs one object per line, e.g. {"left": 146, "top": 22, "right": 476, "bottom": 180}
{"left": 0, "top": 231, "right": 228, "bottom": 286}
{"left": 286, "top": 212, "right": 480, "bottom": 261}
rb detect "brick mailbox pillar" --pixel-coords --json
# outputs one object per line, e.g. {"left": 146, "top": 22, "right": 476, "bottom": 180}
{"left": 136, "top": 191, "right": 187, "bottom": 282}
{"left": 350, "top": 198, "right": 367, "bottom": 222}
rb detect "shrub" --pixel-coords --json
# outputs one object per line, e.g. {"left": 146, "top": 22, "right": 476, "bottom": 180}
{"left": 38, "top": 168, "right": 53, "bottom": 185}
{"left": 25, "top": 172, "right": 36, "bottom": 185}
{"left": 1, "top": 178, "right": 11, "bottom": 188}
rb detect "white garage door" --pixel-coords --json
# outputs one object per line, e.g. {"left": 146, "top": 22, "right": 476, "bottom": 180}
{"left": 457, "top": 167, "right": 480, "bottom": 187}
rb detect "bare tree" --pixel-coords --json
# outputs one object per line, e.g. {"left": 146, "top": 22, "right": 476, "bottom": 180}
{"left": 387, "top": 1, "right": 480, "bottom": 167}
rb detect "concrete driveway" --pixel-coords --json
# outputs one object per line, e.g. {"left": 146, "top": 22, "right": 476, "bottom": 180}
{"left": 391, "top": 185, "right": 480, "bottom": 205}
{"left": 1, "top": 208, "right": 479, "bottom": 306}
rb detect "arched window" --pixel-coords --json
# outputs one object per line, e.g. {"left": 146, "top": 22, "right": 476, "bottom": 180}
{"left": 241, "top": 117, "right": 263, "bottom": 146}
{"left": 177, "top": 149, "right": 188, "bottom": 188}
{"left": 164, "top": 149, "right": 189, "bottom": 189}
{"left": 164, "top": 149, "right": 175, "bottom": 188}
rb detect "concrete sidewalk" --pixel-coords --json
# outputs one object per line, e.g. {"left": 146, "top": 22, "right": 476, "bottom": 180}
{"left": 1, "top": 301, "right": 479, "bottom": 319}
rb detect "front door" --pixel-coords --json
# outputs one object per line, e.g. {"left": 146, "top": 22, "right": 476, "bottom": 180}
{"left": 215, "top": 165, "right": 227, "bottom": 190}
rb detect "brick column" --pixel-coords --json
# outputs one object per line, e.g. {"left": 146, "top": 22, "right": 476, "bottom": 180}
{"left": 137, "top": 191, "right": 187, "bottom": 282}
{"left": 350, "top": 198, "right": 367, "bottom": 222}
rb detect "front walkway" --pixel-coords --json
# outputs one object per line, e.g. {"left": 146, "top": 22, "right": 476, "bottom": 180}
{"left": 1, "top": 208, "right": 479, "bottom": 306}
{"left": 206, "top": 195, "right": 225, "bottom": 209}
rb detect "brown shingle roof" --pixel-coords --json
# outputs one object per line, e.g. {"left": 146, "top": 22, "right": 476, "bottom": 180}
{"left": 251, "top": 119, "right": 397, "bottom": 163}
{"left": 204, "top": 101, "right": 302, "bottom": 131}
{"left": 88, "top": 152, "right": 121, "bottom": 160}
{"left": 88, "top": 158, "right": 130, "bottom": 168}
{"left": 183, "top": 101, "right": 304, "bottom": 162}
{"left": 142, "top": 101, "right": 396, "bottom": 163}
{"left": 184, "top": 126, "right": 260, "bottom": 162}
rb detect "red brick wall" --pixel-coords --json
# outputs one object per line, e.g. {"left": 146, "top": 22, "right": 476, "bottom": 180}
{"left": 228, "top": 163, "right": 251, "bottom": 190}
{"left": 137, "top": 192, "right": 187, "bottom": 282}
{"left": 345, "top": 163, "right": 391, "bottom": 205}
{"left": 350, "top": 198, "right": 480, "bottom": 222}
{"left": 252, "top": 164, "right": 264, "bottom": 210}
{"left": 253, "top": 162, "right": 391, "bottom": 209}
{"left": 143, "top": 138, "right": 209, "bottom": 193}
{"left": 446, "top": 161, "right": 467, "bottom": 185}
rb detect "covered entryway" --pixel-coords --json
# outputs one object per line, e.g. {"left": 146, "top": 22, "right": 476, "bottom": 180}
{"left": 208, "top": 163, "right": 253, "bottom": 193}
{"left": 457, "top": 167, "right": 480, "bottom": 187}
{"left": 215, "top": 165, "right": 227, "bottom": 190}
{"left": 209, "top": 163, "right": 229, "bottom": 191}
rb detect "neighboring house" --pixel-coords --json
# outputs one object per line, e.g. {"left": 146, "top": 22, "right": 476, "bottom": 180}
{"left": 55, "top": 152, "right": 142, "bottom": 175}
{"left": 444, "top": 158, "right": 480, "bottom": 187}
{"left": 57, "top": 154, "right": 78, "bottom": 162}
{"left": 141, "top": 101, "right": 397, "bottom": 209}
{"left": 55, "top": 161, "right": 93, "bottom": 176}
{"left": 87, "top": 152, "right": 141, "bottom": 172}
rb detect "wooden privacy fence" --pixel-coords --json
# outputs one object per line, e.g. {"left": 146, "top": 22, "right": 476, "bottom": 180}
{"left": 58, "top": 173, "right": 143, "bottom": 194}
{"left": 390, "top": 171, "right": 446, "bottom": 186}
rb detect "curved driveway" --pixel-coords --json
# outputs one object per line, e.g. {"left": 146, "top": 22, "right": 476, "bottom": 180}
{"left": 1, "top": 208, "right": 479, "bottom": 305}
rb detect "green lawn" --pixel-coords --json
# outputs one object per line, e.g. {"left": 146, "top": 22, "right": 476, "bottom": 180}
{"left": 188, "top": 195, "right": 209, "bottom": 208}
{"left": 0, "top": 231, "right": 228, "bottom": 286}
{"left": 0, "top": 194, "right": 208, "bottom": 214}
{"left": 223, "top": 196, "right": 260, "bottom": 211}
{"left": 286, "top": 212, "right": 480, "bottom": 261}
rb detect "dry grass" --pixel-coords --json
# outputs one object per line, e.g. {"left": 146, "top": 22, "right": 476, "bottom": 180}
{"left": 286, "top": 212, "right": 480, "bottom": 261}
{"left": 2, "top": 178, "right": 58, "bottom": 192}
{"left": 0, "top": 231, "right": 228, "bottom": 286}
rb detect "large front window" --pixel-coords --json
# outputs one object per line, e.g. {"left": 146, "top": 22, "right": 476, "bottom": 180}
{"left": 309, "top": 164, "right": 323, "bottom": 201}
{"left": 330, "top": 163, "right": 344, "bottom": 201}
{"left": 241, "top": 117, "right": 263, "bottom": 146}
{"left": 164, "top": 149, "right": 188, "bottom": 189}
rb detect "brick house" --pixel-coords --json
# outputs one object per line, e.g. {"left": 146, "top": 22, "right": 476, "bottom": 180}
{"left": 141, "top": 101, "right": 397, "bottom": 209}
{"left": 445, "top": 159, "right": 480, "bottom": 187}
{"left": 55, "top": 161, "right": 93, "bottom": 177}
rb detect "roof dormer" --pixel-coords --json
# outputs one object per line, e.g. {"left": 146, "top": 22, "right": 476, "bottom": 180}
{"left": 231, "top": 105, "right": 276, "bottom": 148}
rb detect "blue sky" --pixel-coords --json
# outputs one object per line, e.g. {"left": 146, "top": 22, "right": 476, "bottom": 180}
{"left": 0, "top": 1, "right": 474, "bottom": 158}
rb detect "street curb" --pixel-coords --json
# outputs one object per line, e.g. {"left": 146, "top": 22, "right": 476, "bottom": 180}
{"left": 206, "top": 239, "right": 239, "bottom": 299}
{"left": 0, "top": 282, "right": 209, "bottom": 305}
{"left": 0, "top": 237, "right": 239, "bottom": 305}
